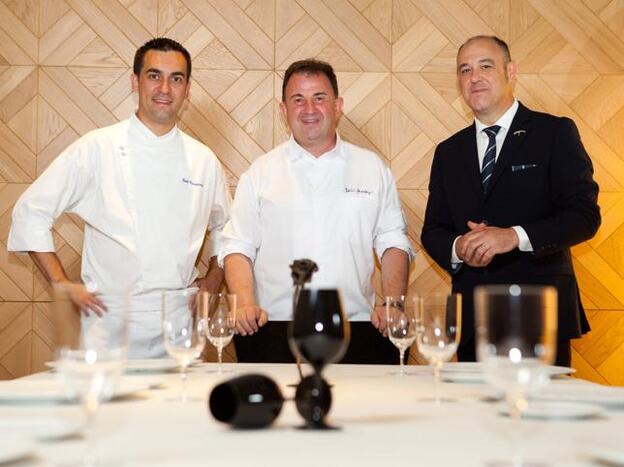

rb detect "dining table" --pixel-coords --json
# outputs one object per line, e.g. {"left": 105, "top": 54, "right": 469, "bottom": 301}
{"left": 0, "top": 361, "right": 623, "bottom": 466}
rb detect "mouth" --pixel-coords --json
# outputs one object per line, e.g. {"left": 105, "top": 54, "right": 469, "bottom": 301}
{"left": 153, "top": 98, "right": 172, "bottom": 106}
{"left": 300, "top": 116, "right": 321, "bottom": 125}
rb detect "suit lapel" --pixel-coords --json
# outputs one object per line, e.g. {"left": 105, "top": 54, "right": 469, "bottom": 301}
{"left": 457, "top": 123, "right": 484, "bottom": 199}
{"left": 484, "top": 102, "right": 532, "bottom": 199}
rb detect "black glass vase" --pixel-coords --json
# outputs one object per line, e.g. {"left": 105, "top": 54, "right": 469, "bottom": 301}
{"left": 289, "top": 289, "right": 350, "bottom": 429}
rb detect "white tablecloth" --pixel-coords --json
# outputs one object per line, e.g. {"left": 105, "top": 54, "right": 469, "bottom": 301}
{"left": 0, "top": 363, "right": 622, "bottom": 466}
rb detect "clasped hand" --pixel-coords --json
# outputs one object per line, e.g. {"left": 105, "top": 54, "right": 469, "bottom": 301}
{"left": 456, "top": 221, "right": 519, "bottom": 267}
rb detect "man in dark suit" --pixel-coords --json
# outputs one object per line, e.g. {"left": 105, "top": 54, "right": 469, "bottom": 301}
{"left": 421, "top": 35, "right": 600, "bottom": 366}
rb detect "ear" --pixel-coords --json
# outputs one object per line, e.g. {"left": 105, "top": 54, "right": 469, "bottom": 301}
{"left": 131, "top": 73, "right": 139, "bottom": 92}
{"left": 184, "top": 80, "right": 191, "bottom": 99}
{"left": 279, "top": 100, "right": 287, "bottom": 120}
{"left": 506, "top": 61, "right": 518, "bottom": 82}
{"left": 335, "top": 96, "right": 344, "bottom": 114}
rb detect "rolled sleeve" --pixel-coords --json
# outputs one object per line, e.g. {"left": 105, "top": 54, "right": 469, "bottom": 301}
{"left": 8, "top": 147, "right": 89, "bottom": 254}
{"left": 217, "top": 171, "right": 261, "bottom": 268}
{"left": 205, "top": 165, "right": 232, "bottom": 259}
{"left": 373, "top": 167, "right": 414, "bottom": 261}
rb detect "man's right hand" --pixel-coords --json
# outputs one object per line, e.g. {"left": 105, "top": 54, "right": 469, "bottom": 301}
{"left": 54, "top": 281, "right": 107, "bottom": 317}
{"left": 236, "top": 304, "right": 268, "bottom": 336}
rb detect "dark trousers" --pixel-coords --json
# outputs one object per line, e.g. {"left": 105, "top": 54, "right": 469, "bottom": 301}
{"left": 457, "top": 334, "right": 572, "bottom": 367}
{"left": 234, "top": 321, "right": 402, "bottom": 365}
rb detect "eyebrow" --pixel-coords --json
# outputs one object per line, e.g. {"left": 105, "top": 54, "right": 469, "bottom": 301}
{"left": 457, "top": 58, "right": 495, "bottom": 70}
{"left": 145, "top": 68, "right": 187, "bottom": 78}
{"left": 288, "top": 91, "right": 328, "bottom": 99}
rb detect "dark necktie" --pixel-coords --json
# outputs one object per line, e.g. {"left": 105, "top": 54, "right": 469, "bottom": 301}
{"left": 481, "top": 125, "right": 501, "bottom": 193}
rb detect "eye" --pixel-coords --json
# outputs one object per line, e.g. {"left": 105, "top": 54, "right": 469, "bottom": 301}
{"left": 481, "top": 64, "right": 492, "bottom": 70}
{"left": 459, "top": 67, "right": 470, "bottom": 75}
{"left": 147, "top": 73, "right": 160, "bottom": 80}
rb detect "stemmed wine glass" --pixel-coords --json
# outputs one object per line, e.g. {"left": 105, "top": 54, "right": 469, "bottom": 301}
{"left": 475, "top": 284, "right": 557, "bottom": 466}
{"left": 288, "top": 288, "right": 350, "bottom": 429}
{"left": 202, "top": 292, "right": 236, "bottom": 373}
{"left": 54, "top": 290, "right": 129, "bottom": 467}
{"left": 162, "top": 288, "right": 206, "bottom": 402}
{"left": 416, "top": 292, "right": 462, "bottom": 404}
{"left": 385, "top": 295, "right": 418, "bottom": 375}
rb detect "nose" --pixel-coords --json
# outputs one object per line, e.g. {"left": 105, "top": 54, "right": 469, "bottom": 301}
{"left": 159, "top": 78, "right": 171, "bottom": 94}
{"left": 303, "top": 99, "right": 315, "bottom": 112}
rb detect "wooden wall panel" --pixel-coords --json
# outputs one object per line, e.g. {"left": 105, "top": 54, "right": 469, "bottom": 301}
{"left": 1, "top": 0, "right": 623, "bottom": 384}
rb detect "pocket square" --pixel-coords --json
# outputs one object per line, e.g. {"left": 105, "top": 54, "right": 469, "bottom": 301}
{"left": 511, "top": 164, "right": 538, "bottom": 172}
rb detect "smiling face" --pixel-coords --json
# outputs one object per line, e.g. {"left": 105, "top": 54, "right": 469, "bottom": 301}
{"left": 457, "top": 37, "right": 516, "bottom": 125}
{"left": 131, "top": 49, "right": 190, "bottom": 136}
{"left": 280, "top": 72, "right": 344, "bottom": 157}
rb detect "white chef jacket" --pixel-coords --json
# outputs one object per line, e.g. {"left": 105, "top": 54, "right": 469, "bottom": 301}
{"left": 219, "top": 135, "right": 412, "bottom": 322}
{"left": 9, "top": 114, "right": 231, "bottom": 357}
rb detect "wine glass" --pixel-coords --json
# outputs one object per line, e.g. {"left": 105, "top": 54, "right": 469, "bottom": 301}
{"left": 385, "top": 295, "right": 418, "bottom": 375}
{"left": 288, "top": 288, "right": 350, "bottom": 429}
{"left": 162, "top": 288, "right": 206, "bottom": 402}
{"left": 416, "top": 292, "right": 462, "bottom": 404}
{"left": 475, "top": 284, "right": 557, "bottom": 466}
{"left": 203, "top": 292, "right": 236, "bottom": 373}
{"left": 54, "top": 290, "right": 129, "bottom": 467}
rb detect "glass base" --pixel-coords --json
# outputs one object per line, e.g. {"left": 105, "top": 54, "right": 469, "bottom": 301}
{"left": 485, "top": 461, "right": 547, "bottom": 467}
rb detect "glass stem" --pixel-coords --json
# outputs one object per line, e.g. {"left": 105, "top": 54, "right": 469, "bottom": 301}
{"left": 508, "top": 395, "right": 526, "bottom": 467}
{"left": 399, "top": 349, "right": 405, "bottom": 375}
{"left": 83, "top": 405, "right": 98, "bottom": 467}
{"left": 433, "top": 361, "right": 442, "bottom": 405}
{"left": 217, "top": 347, "right": 223, "bottom": 374}
{"left": 180, "top": 365, "right": 188, "bottom": 403}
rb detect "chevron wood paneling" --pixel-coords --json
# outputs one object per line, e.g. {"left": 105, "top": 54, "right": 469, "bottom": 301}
{"left": 1, "top": 0, "right": 623, "bottom": 383}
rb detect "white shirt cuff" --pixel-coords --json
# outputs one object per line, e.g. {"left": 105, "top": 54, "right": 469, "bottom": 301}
{"left": 451, "top": 236, "right": 462, "bottom": 266}
{"left": 512, "top": 226, "right": 533, "bottom": 252}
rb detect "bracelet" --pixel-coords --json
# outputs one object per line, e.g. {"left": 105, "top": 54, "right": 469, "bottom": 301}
{"left": 381, "top": 300, "right": 404, "bottom": 311}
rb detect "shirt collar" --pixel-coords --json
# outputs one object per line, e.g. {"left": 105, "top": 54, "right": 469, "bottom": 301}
{"left": 129, "top": 112, "right": 179, "bottom": 144}
{"left": 474, "top": 99, "right": 519, "bottom": 135}
{"left": 286, "top": 133, "right": 346, "bottom": 162}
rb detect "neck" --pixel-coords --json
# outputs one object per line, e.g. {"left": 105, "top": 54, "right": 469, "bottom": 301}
{"left": 297, "top": 134, "right": 338, "bottom": 158}
{"left": 475, "top": 99, "right": 515, "bottom": 126}
{"left": 135, "top": 112, "right": 175, "bottom": 137}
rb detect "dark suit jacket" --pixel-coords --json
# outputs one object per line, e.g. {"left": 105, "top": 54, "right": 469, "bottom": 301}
{"left": 421, "top": 102, "right": 600, "bottom": 353}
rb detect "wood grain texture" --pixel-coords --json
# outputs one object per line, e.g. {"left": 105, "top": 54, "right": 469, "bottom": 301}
{"left": 0, "top": 0, "right": 622, "bottom": 383}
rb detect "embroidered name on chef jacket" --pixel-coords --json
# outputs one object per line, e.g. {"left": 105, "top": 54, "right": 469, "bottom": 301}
{"left": 182, "top": 178, "right": 203, "bottom": 187}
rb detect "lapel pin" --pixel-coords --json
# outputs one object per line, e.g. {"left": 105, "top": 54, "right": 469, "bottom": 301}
{"left": 513, "top": 130, "right": 526, "bottom": 136}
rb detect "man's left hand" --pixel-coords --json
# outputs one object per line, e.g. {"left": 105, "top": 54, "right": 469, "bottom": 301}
{"left": 193, "top": 267, "right": 224, "bottom": 293}
{"left": 458, "top": 221, "right": 519, "bottom": 267}
{"left": 371, "top": 305, "right": 388, "bottom": 336}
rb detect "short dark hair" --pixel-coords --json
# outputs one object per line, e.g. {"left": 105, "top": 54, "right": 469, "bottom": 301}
{"left": 133, "top": 37, "right": 192, "bottom": 79}
{"left": 458, "top": 35, "right": 512, "bottom": 63}
{"left": 282, "top": 59, "right": 339, "bottom": 101}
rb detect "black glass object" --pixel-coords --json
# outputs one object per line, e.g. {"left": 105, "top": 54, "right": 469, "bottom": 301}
{"left": 289, "top": 288, "right": 350, "bottom": 429}
{"left": 208, "top": 374, "right": 284, "bottom": 429}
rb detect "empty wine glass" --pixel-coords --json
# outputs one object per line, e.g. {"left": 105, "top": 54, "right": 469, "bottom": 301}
{"left": 203, "top": 292, "right": 236, "bottom": 373}
{"left": 54, "top": 290, "right": 129, "bottom": 467}
{"left": 416, "top": 292, "right": 461, "bottom": 404}
{"left": 385, "top": 295, "right": 418, "bottom": 375}
{"left": 162, "top": 288, "right": 206, "bottom": 402}
{"left": 475, "top": 284, "right": 557, "bottom": 466}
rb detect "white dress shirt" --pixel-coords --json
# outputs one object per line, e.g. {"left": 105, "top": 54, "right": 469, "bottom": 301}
{"left": 451, "top": 100, "right": 532, "bottom": 264}
{"left": 219, "top": 135, "right": 413, "bottom": 322}
{"left": 9, "top": 114, "right": 231, "bottom": 357}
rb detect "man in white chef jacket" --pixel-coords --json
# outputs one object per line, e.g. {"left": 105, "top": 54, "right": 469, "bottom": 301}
{"left": 8, "top": 38, "right": 231, "bottom": 358}
{"left": 220, "top": 59, "right": 412, "bottom": 364}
